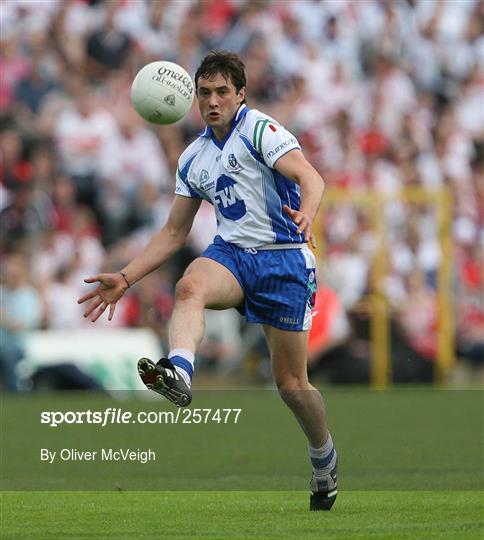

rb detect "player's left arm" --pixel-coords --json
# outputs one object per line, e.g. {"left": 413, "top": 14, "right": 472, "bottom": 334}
{"left": 273, "top": 149, "right": 325, "bottom": 248}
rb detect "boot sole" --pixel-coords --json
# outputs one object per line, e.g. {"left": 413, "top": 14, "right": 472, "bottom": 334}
{"left": 137, "top": 358, "right": 191, "bottom": 407}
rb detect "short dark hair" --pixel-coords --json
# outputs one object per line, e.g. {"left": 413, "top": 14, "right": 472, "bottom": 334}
{"left": 195, "top": 50, "right": 247, "bottom": 98}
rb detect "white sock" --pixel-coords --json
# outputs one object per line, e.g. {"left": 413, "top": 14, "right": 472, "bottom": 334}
{"left": 308, "top": 433, "right": 337, "bottom": 478}
{"left": 168, "top": 348, "right": 194, "bottom": 387}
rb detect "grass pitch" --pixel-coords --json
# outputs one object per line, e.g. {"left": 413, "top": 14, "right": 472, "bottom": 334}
{"left": 1, "top": 387, "right": 483, "bottom": 538}
{"left": 1, "top": 490, "right": 482, "bottom": 539}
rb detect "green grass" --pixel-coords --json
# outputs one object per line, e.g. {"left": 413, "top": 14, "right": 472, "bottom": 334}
{"left": 1, "top": 490, "right": 482, "bottom": 539}
{"left": 1, "top": 388, "right": 483, "bottom": 538}
{"left": 1, "top": 389, "right": 483, "bottom": 491}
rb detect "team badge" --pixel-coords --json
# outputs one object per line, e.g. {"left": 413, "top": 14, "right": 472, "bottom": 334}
{"left": 228, "top": 153, "right": 238, "bottom": 168}
{"left": 226, "top": 153, "right": 242, "bottom": 173}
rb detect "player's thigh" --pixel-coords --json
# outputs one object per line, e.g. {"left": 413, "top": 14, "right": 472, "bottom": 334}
{"left": 263, "top": 324, "right": 310, "bottom": 383}
{"left": 179, "top": 256, "right": 244, "bottom": 309}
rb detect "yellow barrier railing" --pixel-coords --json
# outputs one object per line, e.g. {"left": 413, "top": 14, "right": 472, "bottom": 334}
{"left": 316, "top": 187, "right": 454, "bottom": 386}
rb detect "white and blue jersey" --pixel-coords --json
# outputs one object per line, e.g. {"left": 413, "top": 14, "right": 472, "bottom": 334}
{"left": 175, "top": 104, "right": 316, "bottom": 331}
{"left": 175, "top": 104, "right": 304, "bottom": 249}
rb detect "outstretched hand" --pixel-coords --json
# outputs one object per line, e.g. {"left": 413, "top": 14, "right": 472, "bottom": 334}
{"left": 283, "top": 205, "right": 317, "bottom": 249}
{"left": 77, "top": 272, "right": 128, "bottom": 322}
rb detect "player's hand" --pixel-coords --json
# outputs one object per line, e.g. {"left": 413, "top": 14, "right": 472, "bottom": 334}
{"left": 77, "top": 273, "right": 128, "bottom": 322}
{"left": 282, "top": 205, "right": 317, "bottom": 249}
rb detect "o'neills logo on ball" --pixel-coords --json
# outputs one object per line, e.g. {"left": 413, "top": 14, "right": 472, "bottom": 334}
{"left": 152, "top": 66, "right": 193, "bottom": 101}
{"left": 157, "top": 67, "right": 193, "bottom": 92}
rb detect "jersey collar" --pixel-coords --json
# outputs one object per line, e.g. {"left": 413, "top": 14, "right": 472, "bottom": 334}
{"left": 200, "top": 104, "right": 249, "bottom": 150}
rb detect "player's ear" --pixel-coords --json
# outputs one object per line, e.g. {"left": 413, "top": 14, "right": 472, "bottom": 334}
{"left": 237, "top": 86, "right": 246, "bottom": 105}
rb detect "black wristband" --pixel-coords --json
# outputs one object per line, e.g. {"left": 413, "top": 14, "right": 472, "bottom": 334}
{"left": 119, "top": 271, "right": 130, "bottom": 288}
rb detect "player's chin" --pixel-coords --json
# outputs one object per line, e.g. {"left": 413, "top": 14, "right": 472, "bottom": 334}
{"left": 206, "top": 116, "right": 223, "bottom": 126}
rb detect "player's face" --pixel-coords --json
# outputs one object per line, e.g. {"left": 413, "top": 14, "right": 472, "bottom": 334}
{"left": 197, "top": 73, "right": 246, "bottom": 140}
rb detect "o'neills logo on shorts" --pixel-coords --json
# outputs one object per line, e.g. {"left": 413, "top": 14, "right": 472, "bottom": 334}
{"left": 280, "top": 316, "right": 299, "bottom": 325}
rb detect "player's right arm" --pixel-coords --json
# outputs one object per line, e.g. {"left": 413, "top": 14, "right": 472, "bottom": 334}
{"left": 78, "top": 195, "right": 201, "bottom": 322}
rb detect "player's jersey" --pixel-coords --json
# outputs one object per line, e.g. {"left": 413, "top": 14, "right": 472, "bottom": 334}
{"left": 175, "top": 104, "right": 303, "bottom": 248}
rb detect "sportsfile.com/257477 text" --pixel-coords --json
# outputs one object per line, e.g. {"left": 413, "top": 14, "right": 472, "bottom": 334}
{"left": 40, "top": 408, "right": 242, "bottom": 427}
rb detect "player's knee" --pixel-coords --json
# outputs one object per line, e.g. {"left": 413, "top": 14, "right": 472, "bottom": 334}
{"left": 274, "top": 372, "right": 307, "bottom": 391}
{"left": 275, "top": 375, "right": 309, "bottom": 407}
{"left": 175, "top": 276, "right": 203, "bottom": 304}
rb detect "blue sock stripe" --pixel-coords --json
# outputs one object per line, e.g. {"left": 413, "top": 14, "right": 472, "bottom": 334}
{"left": 310, "top": 448, "right": 335, "bottom": 469}
{"left": 170, "top": 356, "right": 194, "bottom": 379}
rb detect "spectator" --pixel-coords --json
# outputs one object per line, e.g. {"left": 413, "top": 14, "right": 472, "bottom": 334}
{"left": 0, "top": 182, "right": 52, "bottom": 253}
{"left": 54, "top": 76, "right": 117, "bottom": 207}
{"left": 14, "top": 30, "right": 60, "bottom": 115}
{"left": 455, "top": 243, "right": 484, "bottom": 367}
{"left": 0, "top": 35, "right": 30, "bottom": 112}
{"left": 0, "top": 252, "right": 43, "bottom": 391}
{"left": 14, "top": 52, "right": 57, "bottom": 115}
{"left": 0, "top": 127, "right": 32, "bottom": 192}
{"left": 85, "top": 1, "right": 133, "bottom": 79}
{"left": 197, "top": 308, "right": 242, "bottom": 373}
{"left": 396, "top": 268, "right": 438, "bottom": 362}
{"left": 121, "top": 270, "right": 174, "bottom": 350}
{"left": 41, "top": 264, "right": 85, "bottom": 330}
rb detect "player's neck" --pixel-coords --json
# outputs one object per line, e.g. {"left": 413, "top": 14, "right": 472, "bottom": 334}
{"left": 211, "top": 124, "right": 231, "bottom": 141}
{"left": 211, "top": 112, "right": 239, "bottom": 141}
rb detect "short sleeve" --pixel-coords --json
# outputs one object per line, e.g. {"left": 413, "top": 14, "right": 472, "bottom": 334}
{"left": 175, "top": 159, "right": 201, "bottom": 199}
{"left": 253, "top": 119, "right": 301, "bottom": 168}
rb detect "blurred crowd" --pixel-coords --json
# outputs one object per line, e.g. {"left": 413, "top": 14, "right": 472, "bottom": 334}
{"left": 1, "top": 0, "right": 483, "bottom": 390}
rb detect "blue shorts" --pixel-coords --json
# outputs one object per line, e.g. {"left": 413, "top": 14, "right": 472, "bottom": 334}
{"left": 201, "top": 236, "right": 317, "bottom": 331}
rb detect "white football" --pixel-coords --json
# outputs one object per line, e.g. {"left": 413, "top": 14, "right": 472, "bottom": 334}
{"left": 130, "top": 61, "right": 194, "bottom": 125}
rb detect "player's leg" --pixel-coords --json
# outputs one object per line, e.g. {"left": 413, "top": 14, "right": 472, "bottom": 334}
{"left": 169, "top": 257, "right": 244, "bottom": 352}
{"left": 263, "top": 325, "right": 338, "bottom": 511}
{"left": 263, "top": 325, "right": 327, "bottom": 446}
{"left": 138, "top": 257, "right": 243, "bottom": 406}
